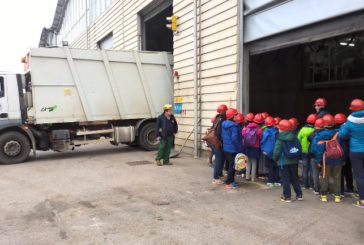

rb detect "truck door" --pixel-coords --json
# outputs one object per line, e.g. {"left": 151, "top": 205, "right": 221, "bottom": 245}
{"left": 0, "top": 76, "right": 8, "bottom": 120}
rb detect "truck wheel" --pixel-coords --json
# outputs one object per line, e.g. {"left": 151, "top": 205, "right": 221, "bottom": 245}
{"left": 138, "top": 123, "right": 159, "bottom": 151}
{"left": 0, "top": 131, "right": 31, "bottom": 164}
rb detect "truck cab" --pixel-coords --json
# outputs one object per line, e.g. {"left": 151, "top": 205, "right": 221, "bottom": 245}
{"left": 0, "top": 72, "right": 31, "bottom": 164}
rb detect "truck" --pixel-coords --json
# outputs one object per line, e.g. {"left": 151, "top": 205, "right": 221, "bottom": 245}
{"left": 0, "top": 47, "right": 173, "bottom": 164}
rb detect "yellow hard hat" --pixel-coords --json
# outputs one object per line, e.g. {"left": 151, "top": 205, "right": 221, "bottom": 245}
{"left": 163, "top": 104, "right": 173, "bottom": 111}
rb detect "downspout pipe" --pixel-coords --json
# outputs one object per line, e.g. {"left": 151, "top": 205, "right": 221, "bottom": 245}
{"left": 239, "top": 0, "right": 244, "bottom": 113}
{"left": 193, "top": 0, "right": 198, "bottom": 158}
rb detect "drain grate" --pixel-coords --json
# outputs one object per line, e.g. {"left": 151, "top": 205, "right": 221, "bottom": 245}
{"left": 126, "top": 160, "right": 153, "bottom": 166}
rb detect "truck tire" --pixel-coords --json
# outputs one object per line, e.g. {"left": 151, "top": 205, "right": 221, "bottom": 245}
{"left": 0, "top": 131, "right": 31, "bottom": 164}
{"left": 138, "top": 123, "right": 159, "bottom": 151}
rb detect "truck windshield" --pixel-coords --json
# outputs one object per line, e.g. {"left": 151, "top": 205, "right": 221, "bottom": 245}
{"left": 0, "top": 77, "right": 4, "bottom": 97}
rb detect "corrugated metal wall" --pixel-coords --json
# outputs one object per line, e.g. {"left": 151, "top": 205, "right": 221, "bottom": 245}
{"left": 71, "top": 0, "right": 154, "bottom": 50}
{"left": 173, "top": 0, "right": 239, "bottom": 153}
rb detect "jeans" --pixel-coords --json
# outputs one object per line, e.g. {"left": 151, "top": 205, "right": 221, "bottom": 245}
{"left": 341, "top": 158, "right": 354, "bottom": 192}
{"left": 280, "top": 164, "right": 302, "bottom": 199}
{"left": 265, "top": 157, "right": 279, "bottom": 183}
{"left": 246, "top": 158, "right": 257, "bottom": 181}
{"left": 212, "top": 146, "right": 224, "bottom": 180}
{"left": 350, "top": 152, "right": 364, "bottom": 200}
{"left": 320, "top": 164, "right": 342, "bottom": 196}
{"left": 302, "top": 154, "right": 313, "bottom": 188}
{"left": 224, "top": 152, "right": 237, "bottom": 185}
{"left": 311, "top": 161, "right": 321, "bottom": 192}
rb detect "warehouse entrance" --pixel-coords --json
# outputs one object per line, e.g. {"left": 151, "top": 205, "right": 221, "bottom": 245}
{"left": 249, "top": 31, "right": 364, "bottom": 122}
{"left": 140, "top": 0, "right": 173, "bottom": 52}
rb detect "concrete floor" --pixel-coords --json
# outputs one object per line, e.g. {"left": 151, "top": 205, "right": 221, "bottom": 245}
{"left": 0, "top": 143, "right": 363, "bottom": 245}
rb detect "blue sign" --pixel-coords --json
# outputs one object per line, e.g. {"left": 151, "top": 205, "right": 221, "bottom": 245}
{"left": 174, "top": 103, "right": 183, "bottom": 114}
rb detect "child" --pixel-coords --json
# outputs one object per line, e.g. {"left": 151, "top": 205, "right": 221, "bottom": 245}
{"left": 334, "top": 113, "right": 354, "bottom": 196}
{"left": 211, "top": 105, "right": 227, "bottom": 185}
{"left": 339, "top": 98, "right": 364, "bottom": 208}
{"left": 308, "top": 118, "right": 325, "bottom": 194}
{"left": 312, "top": 114, "right": 345, "bottom": 203}
{"left": 273, "top": 119, "right": 303, "bottom": 202}
{"left": 289, "top": 117, "right": 299, "bottom": 134}
{"left": 261, "top": 116, "right": 280, "bottom": 187}
{"left": 222, "top": 108, "right": 242, "bottom": 189}
{"left": 297, "top": 114, "right": 317, "bottom": 189}
{"left": 242, "top": 113, "right": 263, "bottom": 182}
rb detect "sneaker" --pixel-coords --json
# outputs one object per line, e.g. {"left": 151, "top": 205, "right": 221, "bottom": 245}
{"left": 334, "top": 195, "right": 341, "bottom": 203}
{"left": 296, "top": 195, "right": 303, "bottom": 201}
{"left": 353, "top": 200, "right": 364, "bottom": 209}
{"left": 313, "top": 190, "right": 319, "bottom": 195}
{"left": 274, "top": 183, "right": 281, "bottom": 187}
{"left": 280, "top": 196, "right": 292, "bottom": 203}
{"left": 340, "top": 192, "right": 345, "bottom": 198}
{"left": 320, "top": 195, "right": 328, "bottom": 202}
{"left": 266, "top": 183, "right": 274, "bottom": 188}
{"left": 156, "top": 160, "right": 163, "bottom": 166}
{"left": 225, "top": 183, "right": 237, "bottom": 189}
{"left": 212, "top": 179, "right": 224, "bottom": 185}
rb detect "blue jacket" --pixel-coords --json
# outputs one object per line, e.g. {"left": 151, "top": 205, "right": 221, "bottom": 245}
{"left": 260, "top": 126, "right": 278, "bottom": 159}
{"left": 222, "top": 120, "right": 243, "bottom": 153}
{"left": 339, "top": 110, "right": 364, "bottom": 153}
{"left": 311, "top": 128, "right": 344, "bottom": 165}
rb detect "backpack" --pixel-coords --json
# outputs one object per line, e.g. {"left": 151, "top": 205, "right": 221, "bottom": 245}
{"left": 202, "top": 118, "right": 222, "bottom": 149}
{"left": 261, "top": 128, "right": 277, "bottom": 159}
{"left": 319, "top": 132, "right": 344, "bottom": 160}
{"left": 243, "top": 126, "right": 259, "bottom": 147}
{"left": 282, "top": 139, "right": 302, "bottom": 159}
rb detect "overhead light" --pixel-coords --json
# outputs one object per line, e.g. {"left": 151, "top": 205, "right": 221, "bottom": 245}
{"left": 339, "top": 42, "right": 347, "bottom": 46}
{"left": 349, "top": 43, "right": 355, "bottom": 47}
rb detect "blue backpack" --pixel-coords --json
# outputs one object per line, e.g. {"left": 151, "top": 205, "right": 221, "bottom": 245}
{"left": 282, "top": 139, "right": 302, "bottom": 159}
{"left": 261, "top": 128, "right": 277, "bottom": 159}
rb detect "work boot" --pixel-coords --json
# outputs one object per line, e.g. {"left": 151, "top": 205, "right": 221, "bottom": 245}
{"left": 156, "top": 160, "right": 163, "bottom": 166}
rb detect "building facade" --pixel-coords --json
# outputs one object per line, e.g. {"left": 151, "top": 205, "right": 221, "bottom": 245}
{"left": 40, "top": 0, "right": 364, "bottom": 157}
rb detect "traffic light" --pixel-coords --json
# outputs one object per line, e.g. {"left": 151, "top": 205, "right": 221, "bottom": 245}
{"left": 166, "top": 15, "right": 177, "bottom": 32}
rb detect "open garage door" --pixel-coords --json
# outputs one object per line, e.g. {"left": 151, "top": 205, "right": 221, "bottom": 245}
{"left": 249, "top": 31, "right": 364, "bottom": 122}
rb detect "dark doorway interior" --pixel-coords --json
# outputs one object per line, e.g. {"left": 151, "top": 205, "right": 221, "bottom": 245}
{"left": 143, "top": 5, "right": 173, "bottom": 52}
{"left": 249, "top": 31, "right": 364, "bottom": 122}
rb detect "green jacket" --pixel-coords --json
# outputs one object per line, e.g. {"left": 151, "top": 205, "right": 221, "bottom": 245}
{"left": 297, "top": 124, "right": 314, "bottom": 154}
{"left": 273, "top": 131, "right": 299, "bottom": 166}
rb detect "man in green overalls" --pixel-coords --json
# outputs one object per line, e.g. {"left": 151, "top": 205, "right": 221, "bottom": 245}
{"left": 155, "top": 104, "right": 178, "bottom": 166}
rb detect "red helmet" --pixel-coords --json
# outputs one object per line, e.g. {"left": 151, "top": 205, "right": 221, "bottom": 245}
{"left": 274, "top": 117, "right": 281, "bottom": 125}
{"left": 235, "top": 113, "right": 245, "bottom": 124}
{"left": 314, "top": 98, "right": 327, "bottom": 107}
{"left": 349, "top": 99, "right": 364, "bottom": 111}
{"left": 322, "top": 114, "right": 335, "bottom": 126}
{"left": 264, "top": 116, "right": 275, "bottom": 127}
{"left": 246, "top": 113, "right": 255, "bottom": 122}
{"left": 306, "top": 114, "right": 317, "bottom": 124}
{"left": 314, "top": 118, "right": 324, "bottom": 128}
{"left": 261, "top": 112, "right": 269, "bottom": 119}
{"left": 277, "top": 119, "right": 292, "bottom": 131}
{"left": 334, "top": 113, "right": 346, "bottom": 124}
{"left": 254, "top": 113, "right": 264, "bottom": 124}
{"left": 289, "top": 118, "right": 299, "bottom": 128}
{"left": 217, "top": 104, "right": 228, "bottom": 113}
{"left": 226, "top": 108, "right": 238, "bottom": 120}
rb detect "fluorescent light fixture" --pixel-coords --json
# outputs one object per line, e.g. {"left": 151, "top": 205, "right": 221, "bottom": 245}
{"left": 349, "top": 43, "right": 355, "bottom": 47}
{"left": 339, "top": 42, "right": 347, "bottom": 46}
